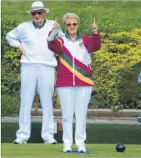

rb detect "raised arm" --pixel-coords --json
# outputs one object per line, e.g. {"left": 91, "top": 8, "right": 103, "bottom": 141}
{"left": 82, "top": 23, "right": 101, "bottom": 53}
{"left": 47, "top": 21, "right": 64, "bottom": 54}
{"left": 83, "top": 33, "right": 101, "bottom": 53}
{"left": 48, "top": 35, "right": 64, "bottom": 54}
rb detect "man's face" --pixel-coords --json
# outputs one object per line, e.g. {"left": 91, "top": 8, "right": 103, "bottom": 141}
{"left": 31, "top": 10, "right": 46, "bottom": 25}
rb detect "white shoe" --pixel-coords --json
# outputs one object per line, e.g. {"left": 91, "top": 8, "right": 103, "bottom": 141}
{"left": 13, "top": 138, "right": 27, "bottom": 144}
{"left": 77, "top": 143, "right": 86, "bottom": 153}
{"left": 44, "top": 138, "right": 57, "bottom": 144}
{"left": 63, "top": 146, "right": 72, "bottom": 153}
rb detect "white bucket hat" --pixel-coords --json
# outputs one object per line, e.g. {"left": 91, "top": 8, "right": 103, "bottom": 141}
{"left": 26, "top": 1, "right": 50, "bottom": 14}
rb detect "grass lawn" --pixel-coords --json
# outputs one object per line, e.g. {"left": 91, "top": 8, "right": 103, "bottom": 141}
{"left": 2, "top": 143, "right": 141, "bottom": 158}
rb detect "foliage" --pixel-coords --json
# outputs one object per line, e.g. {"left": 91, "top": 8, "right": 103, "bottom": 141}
{"left": 1, "top": 62, "right": 20, "bottom": 96}
{"left": 4, "top": 50, "right": 21, "bottom": 69}
{"left": 91, "top": 29, "right": 141, "bottom": 110}
{"left": 2, "top": 1, "right": 141, "bottom": 34}
{"left": 1, "top": 95, "right": 19, "bottom": 116}
{"left": 1, "top": 16, "right": 21, "bottom": 69}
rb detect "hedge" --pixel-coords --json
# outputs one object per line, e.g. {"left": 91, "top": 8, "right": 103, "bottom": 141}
{"left": 1, "top": 95, "right": 19, "bottom": 116}
{"left": 91, "top": 29, "right": 141, "bottom": 110}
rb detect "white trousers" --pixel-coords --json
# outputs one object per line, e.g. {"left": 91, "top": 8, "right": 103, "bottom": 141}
{"left": 57, "top": 86, "right": 92, "bottom": 147}
{"left": 16, "top": 64, "right": 55, "bottom": 142}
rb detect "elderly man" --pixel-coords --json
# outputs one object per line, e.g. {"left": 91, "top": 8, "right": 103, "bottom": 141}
{"left": 6, "top": 1, "right": 62, "bottom": 144}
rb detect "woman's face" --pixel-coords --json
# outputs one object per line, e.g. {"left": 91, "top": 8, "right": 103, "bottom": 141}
{"left": 31, "top": 10, "right": 46, "bottom": 25}
{"left": 65, "top": 18, "right": 79, "bottom": 36}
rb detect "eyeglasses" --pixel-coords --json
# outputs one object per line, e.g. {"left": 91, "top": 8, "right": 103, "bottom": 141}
{"left": 66, "top": 23, "right": 78, "bottom": 27}
{"left": 31, "top": 11, "right": 43, "bottom": 16}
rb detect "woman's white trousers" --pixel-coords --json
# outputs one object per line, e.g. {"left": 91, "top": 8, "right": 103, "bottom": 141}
{"left": 57, "top": 86, "right": 92, "bottom": 147}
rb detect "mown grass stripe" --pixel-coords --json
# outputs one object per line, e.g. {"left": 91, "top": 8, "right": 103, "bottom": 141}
{"left": 2, "top": 143, "right": 141, "bottom": 157}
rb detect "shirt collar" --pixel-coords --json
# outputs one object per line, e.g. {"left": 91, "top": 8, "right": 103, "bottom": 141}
{"left": 32, "top": 20, "right": 46, "bottom": 29}
{"left": 65, "top": 31, "right": 81, "bottom": 41}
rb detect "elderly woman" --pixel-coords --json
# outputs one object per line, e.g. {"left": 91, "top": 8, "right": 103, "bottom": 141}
{"left": 47, "top": 13, "right": 101, "bottom": 153}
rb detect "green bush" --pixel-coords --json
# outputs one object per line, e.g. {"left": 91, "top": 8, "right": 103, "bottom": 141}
{"left": 1, "top": 95, "right": 19, "bottom": 116}
{"left": 91, "top": 29, "right": 141, "bottom": 110}
{"left": 4, "top": 50, "right": 21, "bottom": 69}
{"left": 1, "top": 62, "right": 20, "bottom": 95}
{"left": 1, "top": 17, "right": 21, "bottom": 69}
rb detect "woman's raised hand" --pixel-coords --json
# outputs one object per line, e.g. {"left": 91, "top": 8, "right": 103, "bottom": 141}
{"left": 91, "top": 23, "right": 98, "bottom": 34}
{"left": 91, "top": 18, "right": 98, "bottom": 34}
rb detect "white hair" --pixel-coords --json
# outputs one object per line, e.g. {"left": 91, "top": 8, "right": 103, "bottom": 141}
{"left": 63, "top": 13, "right": 80, "bottom": 25}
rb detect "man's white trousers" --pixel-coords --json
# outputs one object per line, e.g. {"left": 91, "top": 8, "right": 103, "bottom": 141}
{"left": 57, "top": 86, "right": 92, "bottom": 147}
{"left": 16, "top": 64, "right": 55, "bottom": 142}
